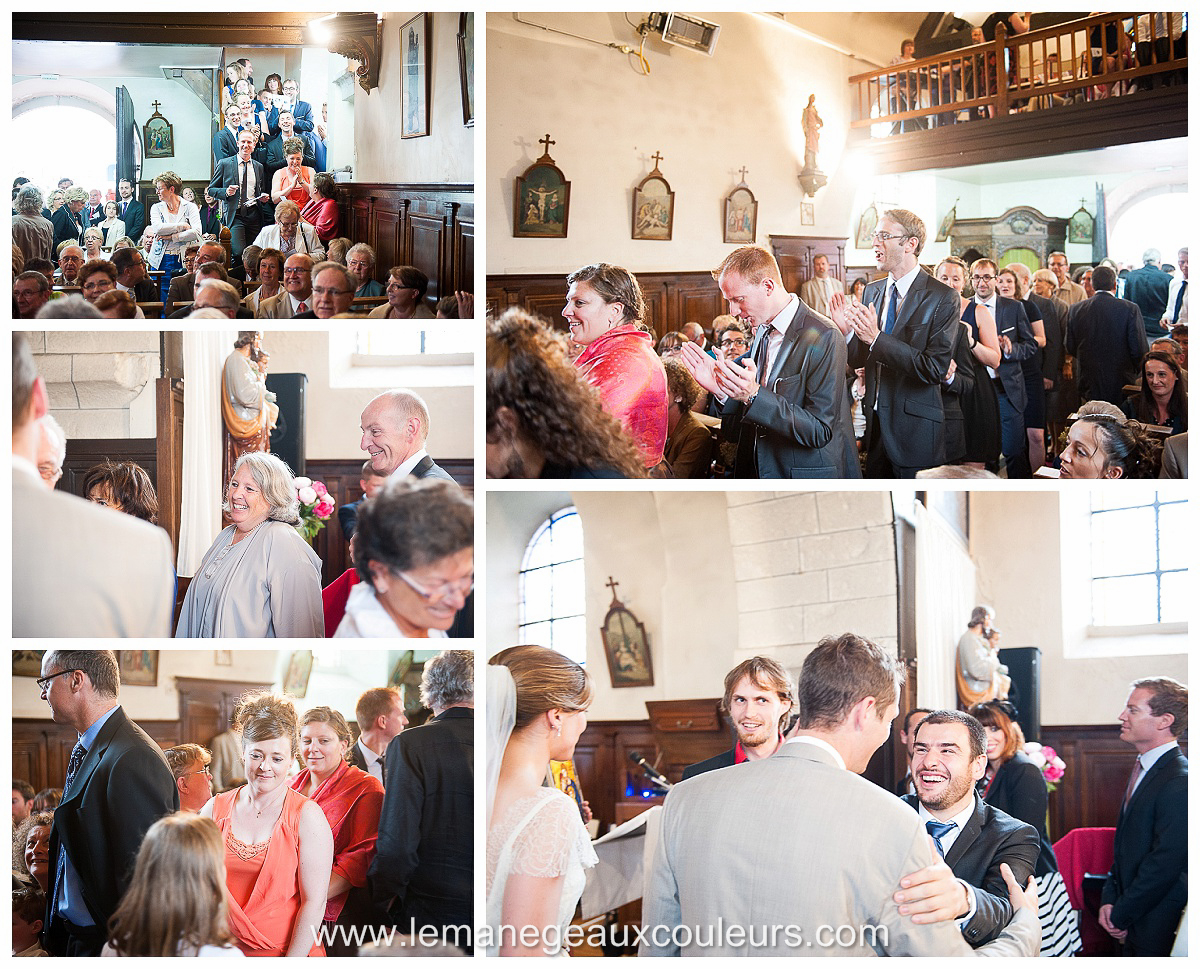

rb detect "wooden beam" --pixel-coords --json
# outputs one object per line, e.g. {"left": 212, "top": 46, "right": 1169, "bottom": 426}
{"left": 13, "top": 13, "right": 333, "bottom": 46}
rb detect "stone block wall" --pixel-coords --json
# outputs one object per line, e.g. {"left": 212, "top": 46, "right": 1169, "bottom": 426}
{"left": 726, "top": 491, "right": 898, "bottom": 671}
{"left": 27, "top": 331, "right": 159, "bottom": 439}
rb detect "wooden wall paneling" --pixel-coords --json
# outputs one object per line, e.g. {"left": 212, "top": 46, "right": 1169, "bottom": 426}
{"left": 14, "top": 719, "right": 180, "bottom": 792}
{"left": 408, "top": 204, "right": 448, "bottom": 303}
{"left": 175, "top": 676, "right": 274, "bottom": 748}
{"left": 374, "top": 206, "right": 405, "bottom": 280}
{"left": 771, "top": 235, "right": 849, "bottom": 295}
{"left": 60, "top": 438, "right": 157, "bottom": 500}
{"left": 449, "top": 203, "right": 474, "bottom": 298}
{"left": 351, "top": 198, "right": 373, "bottom": 254}
{"left": 572, "top": 720, "right": 658, "bottom": 830}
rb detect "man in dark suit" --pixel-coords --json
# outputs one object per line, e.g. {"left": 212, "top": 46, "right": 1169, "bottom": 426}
{"left": 967, "top": 258, "right": 1037, "bottom": 477}
{"left": 1122, "top": 248, "right": 1173, "bottom": 341}
{"left": 208, "top": 129, "right": 272, "bottom": 262}
{"left": 1066, "top": 265, "right": 1149, "bottom": 406}
{"left": 338, "top": 460, "right": 390, "bottom": 541}
{"left": 902, "top": 710, "right": 1040, "bottom": 947}
{"left": 349, "top": 687, "right": 408, "bottom": 787}
{"left": 165, "top": 242, "right": 242, "bottom": 314}
{"left": 682, "top": 656, "right": 796, "bottom": 779}
{"left": 38, "top": 650, "right": 178, "bottom": 956}
{"left": 1100, "top": 676, "right": 1188, "bottom": 956}
{"left": 370, "top": 650, "right": 473, "bottom": 951}
{"left": 212, "top": 102, "right": 243, "bottom": 161}
{"left": 281, "top": 78, "right": 316, "bottom": 134}
{"left": 1030, "top": 269, "right": 1071, "bottom": 437}
{"left": 680, "top": 245, "right": 858, "bottom": 478}
{"left": 359, "top": 389, "right": 456, "bottom": 484}
{"left": 838, "top": 208, "right": 958, "bottom": 478}
{"left": 111, "top": 246, "right": 156, "bottom": 303}
{"left": 895, "top": 706, "right": 934, "bottom": 796}
{"left": 115, "top": 179, "right": 145, "bottom": 242}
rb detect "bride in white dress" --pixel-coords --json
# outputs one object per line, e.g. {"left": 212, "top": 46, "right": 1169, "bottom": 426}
{"left": 486, "top": 645, "right": 598, "bottom": 957}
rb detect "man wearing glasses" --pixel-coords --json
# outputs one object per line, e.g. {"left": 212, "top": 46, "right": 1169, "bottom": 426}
{"left": 966, "top": 258, "right": 1037, "bottom": 477}
{"left": 38, "top": 651, "right": 177, "bottom": 955}
{"left": 296, "top": 261, "right": 358, "bottom": 318}
{"left": 835, "top": 209, "right": 958, "bottom": 477}
{"left": 164, "top": 744, "right": 215, "bottom": 813}
{"left": 259, "top": 252, "right": 315, "bottom": 318}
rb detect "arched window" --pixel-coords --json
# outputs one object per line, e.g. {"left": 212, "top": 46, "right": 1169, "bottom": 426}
{"left": 519, "top": 506, "right": 586, "bottom": 664}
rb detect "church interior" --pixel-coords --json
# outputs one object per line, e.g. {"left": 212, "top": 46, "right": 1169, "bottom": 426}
{"left": 17, "top": 329, "right": 472, "bottom": 635}
{"left": 486, "top": 486, "right": 1187, "bottom": 954}
{"left": 13, "top": 11, "right": 474, "bottom": 317}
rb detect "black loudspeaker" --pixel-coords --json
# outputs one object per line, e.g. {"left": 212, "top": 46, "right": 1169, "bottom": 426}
{"left": 265, "top": 373, "right": 307, "bottom": 475}
{"left": 998, "top": 646, "right": 1041, "bottom": 743}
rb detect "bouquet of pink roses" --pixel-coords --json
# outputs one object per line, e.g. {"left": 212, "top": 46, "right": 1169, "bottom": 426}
{"left": 293, "top": 475, "right": 335, "bottom": 542}
{"left": 1023, "top": 741, "right": 1066, "bottom": 792}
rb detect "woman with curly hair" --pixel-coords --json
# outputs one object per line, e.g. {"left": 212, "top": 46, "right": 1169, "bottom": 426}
{"left": 202, "top": 693, "right": 333, "bottom": 955}
{"left": 1058, "top": 409, "right": 1162, "bottom": 479}
{"left": 487, "top": 308, "right": 647, "bottom": 478}
{"left": 1123, "top": 350, "right": 1187, "bottom": 435}
{"left": 662, "top": 358, "right": 714, "bottom": 477}
{"left": 563, "top": 263, "right": 669, "bottom": 469}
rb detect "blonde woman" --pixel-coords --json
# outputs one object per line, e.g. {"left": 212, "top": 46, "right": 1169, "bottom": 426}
{"left": 146, "top": 171, "right": 201, "bottom": 301}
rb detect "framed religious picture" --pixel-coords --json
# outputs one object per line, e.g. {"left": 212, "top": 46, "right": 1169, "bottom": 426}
{"left": 143, "top": 103, "right": 174, "bottom": 159}
{"left": 12, "top": 651, "right": 45, "bottom": 677}
{"left": 855, "top": 203, "right": 879, "bottom": 249}
{"left": 118, "top": 650, "right": 159, "bottom": 687}
{"left": 800, "top": 202, "right": 815, "bottom": 226}
{"left": 457, "top": 12, "right": 474, "bottom": 127}
{"left": 400, "top": 13, "right": 431, "bottom": 138}
{"left": 1069, "top": 201, "right": 1094, "bottom": 245}
{"left": 514, "top": 134, "right": 570, "bottom": 238}
{"left": 283, "top": 649, "right": 314, "bottom": 698}
{"left": 936, "top": 199, "right": 959, "bottom": 242}
{"left": 724, "top": 183, "right": 757, "bottom": 244}
{"left": 599, "top": 577, "right": 654, "bottom": 688}
{"left": 632, "top": 153, "right": 674, "bottom": 241}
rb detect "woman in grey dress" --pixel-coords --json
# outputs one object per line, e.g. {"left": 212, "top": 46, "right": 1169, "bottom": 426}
{"left": 177, "top": 451, "right": 323, "bottom": 637}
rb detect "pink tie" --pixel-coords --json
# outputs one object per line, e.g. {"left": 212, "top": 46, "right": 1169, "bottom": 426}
{"left": 1122, "top": 758, "right": 1143, "bottom": 810}
{"left": 297, "top": 301, "right": 307, "bottom": 313}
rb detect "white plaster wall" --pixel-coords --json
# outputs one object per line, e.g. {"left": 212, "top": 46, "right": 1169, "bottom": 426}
{"left": 354, "top": 12, "right": 473, "bottom": 184}
{"left": 487, "top": 12, "right": 860, "bottom": 275}
{"left": 968, "top": 490, "right": 1187, "bottom": 727}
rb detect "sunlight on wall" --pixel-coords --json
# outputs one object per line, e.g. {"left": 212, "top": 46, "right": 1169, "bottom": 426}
{"left": 1109, "top": 193, "right": 1189, "bottom": 268}
{"left": 14, "top": 106, "right": 116, "bottom": 192}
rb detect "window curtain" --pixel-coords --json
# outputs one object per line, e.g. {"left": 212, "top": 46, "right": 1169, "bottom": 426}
{"left": 178, "top": 330, "right": 237, "bottom": 576}
{"left": 913, "top": 501, "right": 976, "bottom": 710}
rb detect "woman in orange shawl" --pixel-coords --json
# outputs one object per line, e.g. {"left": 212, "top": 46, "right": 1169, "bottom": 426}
{"left": 202, "top": 692, "right": 333, "bottom": 957}
{"left": 564, "top": 263, "right": 668, "bottom": 470}
{"left": 291, "top": 706, "right": 385, "bottom": 955}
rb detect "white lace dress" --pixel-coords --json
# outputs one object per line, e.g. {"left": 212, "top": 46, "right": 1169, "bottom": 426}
{"left": 486, "top": 787, "right": 598, "bottom": 956}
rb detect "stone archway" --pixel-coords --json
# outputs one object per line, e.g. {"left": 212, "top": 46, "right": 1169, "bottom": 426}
{"left": 13, "top": 77, "right": 141, "bottom": 178}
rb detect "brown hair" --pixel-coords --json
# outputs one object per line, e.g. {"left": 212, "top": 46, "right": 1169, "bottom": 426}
{"left": 354, "top": 477, "right": 473, "bottom": 581}
{"left": 300, "top": 705, "right": 353, "bottom": 748}
{"left": 913, "top": 709, "right": 987, "bottom": 759}
{"left": 486, "top": 309, "right": 647, "bottom": 478}
{"left": 152, "top": 171, "right": 183, "bottom": 194}
{"left": 106, "top": 814, "right": 236, "bottom": 956}
{"left": 883, "top": 208, "right": 927, "bottom": 255}
{"left": 386, "top": 265, "right": 429, "bottom": 298}
{"left": 1076, "top": 414, "right": 1163, "bottom": 478}
{"left": 16, "top": 811, "right": 55, "bottom": 884}
{"left": 77, "top": 258, "right": 118, "bottom": 289}
{"left": 82, "top": 459, "right": 159, "bottom": 523}
{"left": 712, "top": 245, "right": 783, "bottom": 286}
{"left": 1132, "top": 676, "right": 1188, "bottom": 737}
{"left": 13, "top": 884, "right": 45, "bottom": 925}
{"left": 489, "top": 645, "right": 592, "bottom": 731}
{"left": 566, "top": 263, "right": 645, "bottom": 322}
{"left": 93, "top": 289, "right": 138, "bottom": 318}
{"left": 355, "top": 687, "right": 401, "bottom": 732}
{"left": 1129, "top": 350, "right": 1187, "bottom": 432}
{"left": 967, "top": 700, "right": 1025, "bottom": 762}
{"left": 257, "top": 247, "right": 285, "bottom": 277}
{"left": 796, "top": 633, "right": 902, "bottom": 730}
{"left": 721, "top": 656, "right": 796, "bottom": 731}
{"left": 662, "top": 357, "right": 701, "bottom": 415}
{"left": 233, "top": 692, "right": 300, "bottom": 758}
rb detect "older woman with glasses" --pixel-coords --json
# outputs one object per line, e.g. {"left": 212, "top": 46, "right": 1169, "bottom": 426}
{"left": 252, "top": 199, "right": 325, "bottom": 259}
{"left": 335, "top": 478, "right": 473, "bottom": 638}
{"left": 176, "top": 451, "right": 323, "bottom": 637}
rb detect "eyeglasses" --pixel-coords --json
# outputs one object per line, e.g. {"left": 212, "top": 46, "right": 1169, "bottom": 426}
{"left": 37, "top": 669, "right": 83, "bottom": 692}
{"left": 971, "top": 274, "right": 996, "bottom": 282}
{"left": 871, "top": 231, "right": 910, "bottom": 243}
{"left": 395, "top": 570, "right": 474, "bottom": 603}
{"left": 283, "top": 268, "right": 310, "bottom": 276}
{"left": 719, "top": 336, "right": 748, "bottom": 348}
{"left": 277, "top": 220, "right": 299, "bottom": 229}
{"left": 183, "top": 766, "right": 213, "bottom": 778}
{"left": 312, "top": 286, "right": 353, "bottom": 297}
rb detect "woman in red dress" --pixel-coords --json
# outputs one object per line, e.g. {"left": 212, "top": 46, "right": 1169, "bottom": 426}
{"left": 563, "top": 263, "right": 668, "bottom": 470}
{"left": 290, "top": 706, "right": 384, "bottom": 954}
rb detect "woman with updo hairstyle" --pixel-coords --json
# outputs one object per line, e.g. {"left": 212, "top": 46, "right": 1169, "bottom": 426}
{"left": 968, "top": 700, "right": 1081, "bottom": 956}
{"left": 662, "top": 358, "right": 714, "bottom": 477}
{"left": 1123, "top": 349, "right": 1187, "bottom": 435}
{"left": 104, "top": 814, "right": 240, "bottom": 956}
{"left": 1058, "top": 411, "right": 1162, "bottom": 479}
{"left": 202, "top": 692, "right": 333, "bottom": 956}
{"left": 335, "top": 477, "right": 473, "bottom": 638}
{"left": 486, "top": 646, "right": 597, "bottom": 956}
{"left": 290, "top": 706, "right": 383, "bottom": 954}
{"left": 564, "top": 263, "right": 669, "bottom": 469}
{"left": 271, "top": 137, "right": 316, "bottom": 207}
{"left": 83, "top": 459, "right": 159, "bottom": 522}
{"left": 301, "top": 172, "right": 340, "bottom": 244}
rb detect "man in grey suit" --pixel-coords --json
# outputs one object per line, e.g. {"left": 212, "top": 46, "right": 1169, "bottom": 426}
{"left": 902, "top": 710, "right": 1040, "bottom": 947}
{"left": 359, "top": 389, "right": 456, "bottom": 484}
{"left": 837, "top": 209, "right": 959, "bottom": 478}
{"left": 642, "top": 632, "right": 1040, "bottom": 956}
{"left": 12, "top": 333, "right": 176, "bottom": 637}
{"left": 681, "top": 245, "right": 858, "bottom": 478}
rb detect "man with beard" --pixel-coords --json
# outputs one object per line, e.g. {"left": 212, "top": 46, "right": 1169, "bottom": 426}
{"left": 902, "top": 711, "right": 1039, "bottom": 947}
{"left": 682, "top": 656, "right": 796, "bottom": 778}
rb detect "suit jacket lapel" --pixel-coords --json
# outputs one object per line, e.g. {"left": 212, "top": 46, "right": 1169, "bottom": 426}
{"left": 765, "top": 303, "right": 806, "bottom": 385}
{"left": 943, "top": 793, "right": 986, "bottom": 868}
{"left": 1124, "top": 746, "right": 1179, "bottom": 819}
{"left": 411, "top": 455, "right": 434, "bottom": 477}
{"left": 59, "top": 708, "right": 124, "bottom": 809}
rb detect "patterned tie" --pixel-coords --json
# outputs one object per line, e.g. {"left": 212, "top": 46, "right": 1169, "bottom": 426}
{"left": 1122, "top": 757, "right": 1143, "bottom": 812}
{"left": 297, "top": 301, "right": 307, "bottom": 314}
{"left": 1172, "top": 280, "right": 1187, "bottom": 323}
{"left": 62, "top": 740, "right": 87, "bottom": 798}
{"left": 926, "top": 819, "right": 957, "bottom": 858}
{"left": 884, "top": 282, "right": 899, "bottom": 335}
{"left": 53, "top": 740, "right": 88, "bottom": 917}
{"left": 751, "top": 324, "right": 771, "bottom": 377}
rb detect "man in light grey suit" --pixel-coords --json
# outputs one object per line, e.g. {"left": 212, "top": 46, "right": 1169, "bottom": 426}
{"left": 12, "top": 333, "right": 175, "bottom": 637}
{"left": 642, "top": 632, "right": 1040, "bottom": 957}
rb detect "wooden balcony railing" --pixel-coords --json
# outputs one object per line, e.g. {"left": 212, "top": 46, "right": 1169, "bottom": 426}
{"left": 849, "top": 12, "right": 1187, "bottom": 135}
